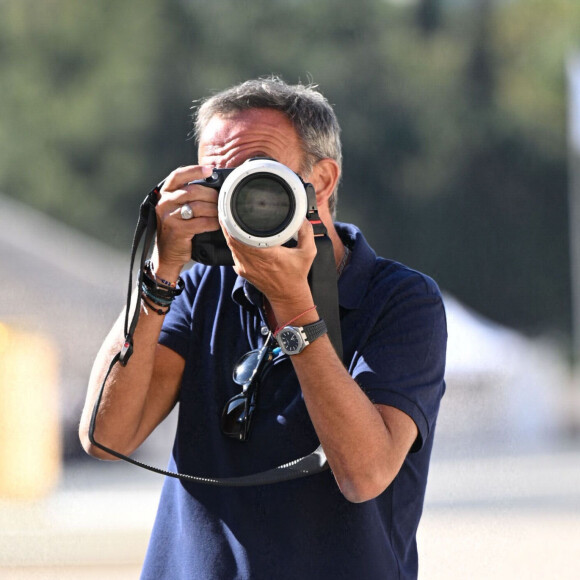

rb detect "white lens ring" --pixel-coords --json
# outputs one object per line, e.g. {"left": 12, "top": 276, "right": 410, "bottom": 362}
{"left": 218, "top": 159, "right": 307, "bottom": 248}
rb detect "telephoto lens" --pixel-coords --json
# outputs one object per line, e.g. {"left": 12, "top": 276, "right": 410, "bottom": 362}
{"left": 190, "top": 158, "right": 314, "bottom": 265}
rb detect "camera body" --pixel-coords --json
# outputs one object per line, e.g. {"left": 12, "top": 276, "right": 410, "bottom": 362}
{"left": 190, "top": 158, "right": 318, "bottom": 265}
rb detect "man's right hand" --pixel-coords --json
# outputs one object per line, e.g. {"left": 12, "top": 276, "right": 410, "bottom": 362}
{"left": 154, "top": 165, "right": 219, "bottom": 281}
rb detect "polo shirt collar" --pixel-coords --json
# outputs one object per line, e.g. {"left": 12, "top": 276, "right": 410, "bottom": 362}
{"left": 335, "top": 222, "right": 376, "bottom": 310}
{"left": 232, "top": 272, "right": 259, "bottom": 310}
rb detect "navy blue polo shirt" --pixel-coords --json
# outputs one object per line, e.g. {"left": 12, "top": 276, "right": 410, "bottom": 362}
{"left": 141, "top": 223, "right": 447, "bottom": 580}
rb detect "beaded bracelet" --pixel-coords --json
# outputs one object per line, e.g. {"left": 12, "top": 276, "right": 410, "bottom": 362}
{"left": 141, "top": 294, "right": 170, "bottom": 316}
{"left": 144, "top": 260, "right": 176, "bottom": 287}
{"left": 149, "top": 262, "right": 177, "bottom": 288}
{"left": 143, "top": 261, "right": 185, "bottom": 296}
{"left": 142, "top": 262, "right": 185, "bottom": 306}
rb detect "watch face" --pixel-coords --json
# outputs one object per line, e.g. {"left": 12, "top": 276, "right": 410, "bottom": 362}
{"left": 279, "top": 328, "right": 301, "bottom": 353}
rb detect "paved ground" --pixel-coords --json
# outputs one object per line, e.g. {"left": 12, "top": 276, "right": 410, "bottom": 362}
{"left": 1, "top": 445, "right": 579, "bottom": 579}
{"left": 418, "top": 445, "right": 580, "bottom": 580}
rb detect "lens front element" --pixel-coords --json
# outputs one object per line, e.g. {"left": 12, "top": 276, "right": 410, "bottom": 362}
{"left": 232, "top": 175, "right": 294, "bottom": 237}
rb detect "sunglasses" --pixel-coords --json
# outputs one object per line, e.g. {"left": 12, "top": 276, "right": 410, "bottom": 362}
{"left": 221, "top": 333, "right": 278, "bottom": 441}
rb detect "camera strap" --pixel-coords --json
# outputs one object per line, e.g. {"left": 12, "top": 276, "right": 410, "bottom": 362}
{"left": 308, "top": 219, "right": 343, "bottom": 361}
{"left": 89, "top": 181, "right": 342, "bottom": 486}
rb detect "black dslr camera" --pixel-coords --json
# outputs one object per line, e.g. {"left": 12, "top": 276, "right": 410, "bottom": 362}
{"left": 190, "top": 158, "right": 318, "bottom": 266}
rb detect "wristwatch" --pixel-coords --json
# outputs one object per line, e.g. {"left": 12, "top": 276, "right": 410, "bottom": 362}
{"left": 275, "top": 319, "right": 328, "bottom": 355}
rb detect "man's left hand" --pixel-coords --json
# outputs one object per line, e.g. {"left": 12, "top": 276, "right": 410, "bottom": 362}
{"left": 222, "top": 218, "right": 317, "bottom": 308}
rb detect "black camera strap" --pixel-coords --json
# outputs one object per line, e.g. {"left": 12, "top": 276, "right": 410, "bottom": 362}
{"left": 309, "top": 220, "right": 343, "bottom": 360}
{"left": 89, "top": 181, "right": 342, "bottom": 486}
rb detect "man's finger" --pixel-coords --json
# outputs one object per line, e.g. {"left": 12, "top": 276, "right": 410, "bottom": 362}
{"left": 162, "top": 165, "right": 214, "bottom": 192}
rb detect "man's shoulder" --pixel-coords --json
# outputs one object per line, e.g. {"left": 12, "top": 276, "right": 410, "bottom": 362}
{"left": 373, "top": 257, "right": 442, "bottom": 300}
{"left": 336, "top": 222, "right": 442, "bottom": 308}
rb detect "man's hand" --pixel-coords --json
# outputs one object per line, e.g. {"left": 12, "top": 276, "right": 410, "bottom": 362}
{"left": 154, "top": 165, "right": 219, "bottom": 280}
{"left": 223, "top": 218, "right": 317, "bottom": 308}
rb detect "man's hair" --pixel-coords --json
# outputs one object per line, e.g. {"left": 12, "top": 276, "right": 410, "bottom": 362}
{"left": 193, "top": 76, "right": 342, "bottom": 217}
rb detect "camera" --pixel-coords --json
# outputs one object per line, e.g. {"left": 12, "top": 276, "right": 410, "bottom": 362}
{"left": 190, "top": 158, "right": 318, "bottom": 265}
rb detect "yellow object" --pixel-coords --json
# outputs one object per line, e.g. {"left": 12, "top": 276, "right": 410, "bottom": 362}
{"left": 0, "top": 322, "right": 61, "bottom": 499}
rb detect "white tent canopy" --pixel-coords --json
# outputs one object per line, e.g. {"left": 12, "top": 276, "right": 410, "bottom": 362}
{"left": 440, "top": 294, "right": 568, "bottom": 456}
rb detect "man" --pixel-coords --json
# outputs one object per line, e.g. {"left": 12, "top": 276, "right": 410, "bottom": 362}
{"left": 80, "top": 77, "right": 447, "bottom": 579}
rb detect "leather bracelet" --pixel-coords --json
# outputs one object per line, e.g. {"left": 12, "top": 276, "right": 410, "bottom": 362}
{"left": 142, "top": 273, "right": 184, "bottom": 301}
{"left": 143, "top": 261, "right": 185, "bottom": 297}
{"left": 141, "top": 285, "right": 175, "bottom": 306}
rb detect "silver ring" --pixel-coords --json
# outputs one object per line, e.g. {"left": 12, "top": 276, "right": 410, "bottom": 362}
{"left": 180, "top": 203, "right": 194, "bottom": 220}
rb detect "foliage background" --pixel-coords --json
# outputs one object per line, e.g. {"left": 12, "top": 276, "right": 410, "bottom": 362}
{"left": 1, "top": 0, "right": 579, "bottom": 340}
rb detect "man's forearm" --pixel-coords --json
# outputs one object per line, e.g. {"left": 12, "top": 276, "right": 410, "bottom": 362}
{"left": 79, "top": 300, "right": 182, "bottom": 459}
{"left": 289, "top": 335, "right": 417, "bottom": 504}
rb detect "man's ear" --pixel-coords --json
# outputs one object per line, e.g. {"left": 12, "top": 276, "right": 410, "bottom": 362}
{"left": 308, "top": 158, "right": 341, "bottom": 212}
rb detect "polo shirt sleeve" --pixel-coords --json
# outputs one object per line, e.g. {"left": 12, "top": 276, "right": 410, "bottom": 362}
{"left": 350, "top": 272, "right": 447, "bottom": 452}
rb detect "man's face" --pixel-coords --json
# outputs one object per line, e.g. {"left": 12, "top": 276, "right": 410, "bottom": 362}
{"left": 197, "top": 108, "right": 305, "bottom": 174}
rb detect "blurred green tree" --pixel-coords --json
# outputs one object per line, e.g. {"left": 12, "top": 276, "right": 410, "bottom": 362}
{"left": 0, "top": 0, "right": 578, "bottom": 337}
{"left": 0, "top": 0, "right": 191, "bottom": 246}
